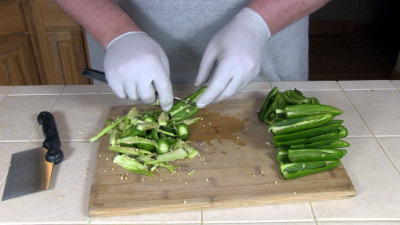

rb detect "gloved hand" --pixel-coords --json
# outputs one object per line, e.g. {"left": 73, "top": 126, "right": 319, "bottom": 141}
{"left": 104, "top": 31, "right": 173, "bottom": 111}
{"left": 195, "top": 8, "right": 271, "bottom": 108}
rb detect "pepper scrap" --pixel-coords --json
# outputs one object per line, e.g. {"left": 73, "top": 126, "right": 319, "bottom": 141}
{"left": 90, "top": 86, "right": 207, "bottom": 176}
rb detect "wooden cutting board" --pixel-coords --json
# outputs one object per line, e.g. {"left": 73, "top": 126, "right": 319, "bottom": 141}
{"left": 88, "top": 98, "right": 356, "bottom": 216}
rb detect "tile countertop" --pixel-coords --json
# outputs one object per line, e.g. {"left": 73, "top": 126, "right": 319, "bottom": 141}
{"left": 0, "top": 80, "right": 400, "bottom": 225}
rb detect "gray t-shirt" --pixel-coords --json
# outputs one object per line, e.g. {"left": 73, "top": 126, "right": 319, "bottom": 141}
{"left": 118, "top": 0, "right": 309, "bottom": 82}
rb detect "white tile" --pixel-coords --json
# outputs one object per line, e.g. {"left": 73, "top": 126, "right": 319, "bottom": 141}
{"left": 62, "top": 84, "right": 114, "bottom": 94}
{"left": 0, "top": 95, "right": 59, "bottom": 141}
{"left": 32, "top": 94, "right": 127, "bottom": 141}
{"left": 270, "top": 81, "right": 341, "bottom": 91}
{"left": 339, "top": 80, "right": 396, "bottom": 90}
{"left": 0, "top": 142, "right": 29, "bottom": 186}
{"left": 319, "top": 222, "right": 400, "bottom": 225}
{"left": 302, "top": 91, "right": 372, "bottom": 137}
{"left": 9, "top": 85, "right": 65, "bottom": 95}
{"left": 242, "top": 82, "right": 271, "bottom": 91}
{"left": 226, "top": 90, "right": 267, "bottom": 100}
{"left": 378, "top": 137, "right": 400, "bottom": 174}
{"left": 0, "top": 86, "right": 14, "bottom": 95}
{"left": 346, "top": 90, "right": 400, "bottom": 136}
{"left": 312, "top": 137, "right": 400, "bottom": 220}
{"left": 90, "top": 211, "right": 201, "bottom": 224}
{"left": 0, "top": 95, "right": 4, "bottom": 103}
{"left": 203, "top": 202, "right": 314, "bottom": 223}
{"left": 392, "top": 80, "right": 400, "bottom": 89}
{"left": 0, "top": 141, "right": 96, "bottom": 224}
{"left": 205, "top": 223, "right": 315, "bottom": 225}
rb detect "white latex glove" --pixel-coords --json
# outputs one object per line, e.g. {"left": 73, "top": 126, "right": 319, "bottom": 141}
{"left": 104, "top": 31, "right": 173, "bottom": 111}
{"left": 195, "top": 8, "right": 271, "bottom": 108}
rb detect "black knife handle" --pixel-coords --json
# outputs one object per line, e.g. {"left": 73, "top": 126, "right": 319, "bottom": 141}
{"left": 82, "top": 68, "right": 108, "bottom": 83}
{"left": 37, "top": 111, "right": 63, "bottom": 164}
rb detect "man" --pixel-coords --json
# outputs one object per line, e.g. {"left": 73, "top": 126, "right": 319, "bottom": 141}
{"left": 56, "top": 0, "right": 330, "bottom": 111}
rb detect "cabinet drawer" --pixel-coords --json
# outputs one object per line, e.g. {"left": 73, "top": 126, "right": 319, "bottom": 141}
{"left": 0, "top": 0, "right": 27, "bottom": 36}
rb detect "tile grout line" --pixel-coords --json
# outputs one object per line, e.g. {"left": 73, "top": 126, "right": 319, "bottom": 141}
{"left": 338, "top": 82, "right": 377, "bottom": 136}
{"left": 389, "top": 80, "right": 400, "bottom": 92}
{"left": 375, "top": 138, "right": 400, "bottom": 177}
{"left": 27, "top": 86, "right": 67, "bottom": 143}
{"left": 308, "top": 202, "right": 319, "bottom": 225}
{"left": 338, "top": 82, "right": 400, "bottom": 178}
{"left": 0, "top": 86, "right": 15, "bottom": 104}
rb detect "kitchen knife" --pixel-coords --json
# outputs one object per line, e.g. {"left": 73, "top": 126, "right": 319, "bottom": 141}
{"left": 2, "top": 111, "right": 63, "bottom": 201}
{"left": 82, "top": 68, "right": 197, "bottom": 106}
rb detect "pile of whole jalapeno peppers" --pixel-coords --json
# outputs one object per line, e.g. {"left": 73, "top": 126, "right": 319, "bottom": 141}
{"left": 259, "top": 87, "right": 349, "bottom": 180}
{"left": 90, "top": 86, "right": 207, "bottom": 176}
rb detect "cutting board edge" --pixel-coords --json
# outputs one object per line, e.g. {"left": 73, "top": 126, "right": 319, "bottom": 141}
{"left": 88, "top": 188, "right": 357, "bottom": 217}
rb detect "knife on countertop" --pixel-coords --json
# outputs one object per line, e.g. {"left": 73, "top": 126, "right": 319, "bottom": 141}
{"left": 82, "top": 68, "right": 196, "bottom": 106}
{"left": 2, "top": 111, "right": 63, "bottom": 201}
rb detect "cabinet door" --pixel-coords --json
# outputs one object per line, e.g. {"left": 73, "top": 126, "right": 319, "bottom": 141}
{"left": 44, "top": 31, "right": 91, "bottom": 85}
{"left": 0, "top": 35, "right": 40, "bottom": 85}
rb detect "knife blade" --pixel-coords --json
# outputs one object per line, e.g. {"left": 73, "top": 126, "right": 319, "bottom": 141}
{"left": 82, "top": 68, "right": 197, "bottom": 106}
{"left": 2, "top": 111, "right": 63, "bottom": 201}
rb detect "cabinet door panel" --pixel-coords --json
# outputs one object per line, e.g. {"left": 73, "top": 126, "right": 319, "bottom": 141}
{"left": 0, "top": 0, "right": 27, "bottom": 36}
{"left": 0, "top": 36, "right": 40, "bottom": 85}
{"left": 35, "top": 0, "right": 81, "bottom": 31}
{"left": 45, "top": 31, "right": 90, "bottom": 84}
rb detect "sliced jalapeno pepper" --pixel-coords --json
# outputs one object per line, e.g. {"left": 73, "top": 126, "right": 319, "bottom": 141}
{"left": 289, "top": 138, "right": 339, "bottom": 149}
{"left": 263, "top": 92, "right": 285, "bottom": 125}
{"left": 259, "top": 87, "right": 279, "bottom": 121}
{"left": 170, "top": 86, "right": 207, "bottom": 118}
{"left": 306, "top": 97, "right": 320, "bottom": 105}
{"left": 288, "top": 149, "right": 347, "bottom": 162}
{"left": 338, "top": 125, "right": 348, "bottom": 138}
{"left": 175, "top": 123, "right": 190, "bottom": 140}
{"left": 283, "top": 90, "right": 303, "bottom": 105}
{"left": 280, "top": 160, "right": 339, "bottom": 180}
{"left": 156, "top": 138, "right": 171, "bottom": 155}
{"left": 282, "top": 104, "right": 342, "bottom": 119}
{"left": 273, "top": 123, "right": 340, "bottom": 143}
{"left": 269, "top": 113, "right": 334, "bottom": 135}
{"left": 317, "top": 140, "right": 350, "bottom": 149}
{"left": 274, "top": 130, "right": 340, "bottom": 148}
{"left": 276, "top": 150, "right": 290, "bottom": 163}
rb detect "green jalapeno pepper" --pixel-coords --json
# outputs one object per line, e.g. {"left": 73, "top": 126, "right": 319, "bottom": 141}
{"left": 288, "top": 138, "right": 340, "bottom": 149}
{"left": 338, "top": 125, "right": 348, "bottom": 138}
{"left": 169, "top": 86, "right": 207, "bottom": 121}
{"left": 273, "top": 123, "right": 341, "bottom": 143}
{"left": 280, "top": 160, "right": 340, "bottom": 180}
{"left": 274, "top": 130, "right": 340, "bottom": 148}
{"left": 276, "top": 150, "right": 290, "bottom": 163}
{"left": 317, "top": 140, "right": 350, "bottom": 149}
{"left": 263, "top": 92, "right": 285, "bottom": 124}
{"left": 288, "top": 149, "right": 347, "bottom": 162}
{"left": 280, "top": 104, "right": 342, "bottom": 119}
{"left": 269, "top": 113, "right": 334, "bottom": 135}
{"left": 259, "top": 87, "right": 279, "bottom": 121}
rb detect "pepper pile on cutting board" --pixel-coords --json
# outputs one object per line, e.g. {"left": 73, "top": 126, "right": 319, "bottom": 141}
{"left": 90, "top": 86, "right": 207, "bottom": 176}
{"left": 259, "top": 87, "right": 349, "bottom": 180}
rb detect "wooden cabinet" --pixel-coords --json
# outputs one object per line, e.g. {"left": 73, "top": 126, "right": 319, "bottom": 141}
{"left": 0, "top": 35, "right": 40, "bottom": 85}
{"left": 0, "top": 0, "right": 92, "bottom": 85}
